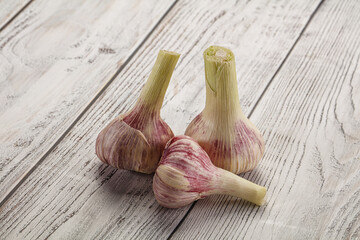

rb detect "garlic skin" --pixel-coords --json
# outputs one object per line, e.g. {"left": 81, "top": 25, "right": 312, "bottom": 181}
{"left": 153, "top": 135, "right": 266, "bottom": 208}
{"left": 96, "top": 50, "right": 180, "bottom": 174}
{"left": 185, "top": 46, "right": 264, "bottom": 174}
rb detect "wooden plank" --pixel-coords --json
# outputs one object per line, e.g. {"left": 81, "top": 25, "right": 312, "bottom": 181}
{"left": 0, "top": 0, "right": 176, "bottom": 201}
{"left": 0, "top": 0, "right": 322, "bottom": 239}
{"left": 0, "top": 0, "right": 32, "bottom": 30}
{"left": 171, "top": 0, "right": 360, "bottom": 239}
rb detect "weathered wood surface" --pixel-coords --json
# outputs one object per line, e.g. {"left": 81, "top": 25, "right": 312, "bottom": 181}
{"left": 0, "top": 0, "right": 175, "bottom": 202}
{"left": 0, "top": 0, "right": 32, "bottom": 30}
{"left": 172, "top": 0, "right": 360, "bottom": 239}
{"left": 0, "top": 0, "right": 323, "bottom": 239}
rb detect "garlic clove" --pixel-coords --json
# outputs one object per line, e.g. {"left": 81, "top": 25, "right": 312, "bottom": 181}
{"left": 96, "top": 117, "right": 151, "bottom": 173}
{"left": 95, "top": 50, "right": 180, "bottom": 174}
{"left": 185, "top": 46, "right": 264, "bottom": 174}
{"left": 153, "top": 135, "right": 267, "bottom": 208}
{"left": 153, "top": 168, "right": 199, "bottom": 208}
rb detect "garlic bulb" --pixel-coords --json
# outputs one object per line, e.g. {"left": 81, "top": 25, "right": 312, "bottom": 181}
{"left": 185, "top": 46, "right": 264, "bottom": 174}
{"left": 153, "top": 135, "right": 266, "bottom": 208}
{"left": 96, "top": 50, "right": 180, "bottom": 174}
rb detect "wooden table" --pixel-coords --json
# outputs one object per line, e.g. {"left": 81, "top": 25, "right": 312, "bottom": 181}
{"left": 1, "top": 0, "right": 359, "bottom": 239}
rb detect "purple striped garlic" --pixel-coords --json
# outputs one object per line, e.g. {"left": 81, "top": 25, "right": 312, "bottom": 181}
{"left": 153, "top": 135, "right": 266, "bottom": 208}
{"left": 96, "top": 50, "right": 180, "bottom": 174}
{"left": 185, "top": 46, "right": 264, "bottom": 174}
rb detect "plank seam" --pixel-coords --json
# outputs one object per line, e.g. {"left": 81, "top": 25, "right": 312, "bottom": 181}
{"left": 167, "top": 0, "right": 326, "bottom": 238}
{"left": 167, "top": 202, "right": 196, "bottom": 240}
{"left": 0, "top": 0, "right": 34, "bottom": 32}
{"left": 0, "top": 0, "right": 179, "bottom": 207}
{"left": 248, "top": 0, "right": 325, "bottom": 118}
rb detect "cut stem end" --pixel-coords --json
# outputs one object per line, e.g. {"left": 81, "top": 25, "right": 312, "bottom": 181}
{"left": 203, "top": 46, "right": 242, "bottom": 119}
{"left": 216, "top": 168, "right": 267, "bottom": 206}
{"left": 204, "top": 45, "right": 234, "bottom": 63}
{"left": 138, "top": 50, "right": 180, "bottom": 111}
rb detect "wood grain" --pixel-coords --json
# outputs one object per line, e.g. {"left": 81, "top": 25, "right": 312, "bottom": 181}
{"left": 0, "top": 0, "right": 322, "bottom": 239}
{"left": 171, "top": 0, "right": 360, "bottom": 239}
{"left": 0, "top": 0, "right": 175, "bottom": 201}
{"left": 0, "top": 0, "right": 32, "bottom": 30}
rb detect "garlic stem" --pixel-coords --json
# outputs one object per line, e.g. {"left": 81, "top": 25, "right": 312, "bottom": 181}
{"left": 138, "top": 50, "right": 180, "bottom": 112}
{"left": 215, "top": 168, "right": 266, "bottom": 206}
{"left": 203, "top": 46, "right": 243, "bottom": 120}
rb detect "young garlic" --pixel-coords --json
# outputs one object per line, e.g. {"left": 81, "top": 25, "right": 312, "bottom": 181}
{"left": 185, "top": 46, "right": 264, "bottom": 174}
{"left": 96, "top": 50, "right": 180, "bottom": 174}
{"left": 153, "top": 135, "right": 266, "bottom": 208}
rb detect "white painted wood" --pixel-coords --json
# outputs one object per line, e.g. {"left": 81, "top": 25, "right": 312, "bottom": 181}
{"left": 0, "top": 0, "right": 175, "bottom": 200}
{"left": 0, "top": 0, "right": 322, "bottom": 239}
{"left": 172, "top": 0, "right": 360, "bottom": 239}
{"left": 0, "top": 0, "right": 31, "bottom": 30}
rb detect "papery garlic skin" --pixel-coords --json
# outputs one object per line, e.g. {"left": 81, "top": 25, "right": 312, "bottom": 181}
{"left": 95, "top": 109, "right": 173, "bottom": 173}
{"left": 96, "top": 50, "right": 179, "bottom": 174}
{"left": 185, "top": 46, "right": 264, "bottom": 174}
{"left": 153, "top": 135, "right": 266, "bottom": 208}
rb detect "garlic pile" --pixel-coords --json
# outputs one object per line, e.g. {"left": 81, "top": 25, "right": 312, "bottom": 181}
{"left": 96, "top": 50, "right": 180, "bottom": 174}
{"left": 186, "top": 46, "right": 264, "bottom": 174}
{"left": 153, "top": 135, "right": 266, "bottom": 208}
{"left": 95, "top": 47, "right": 267, "bottom": 209}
